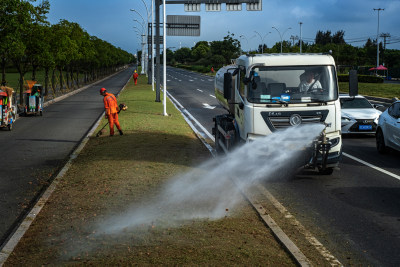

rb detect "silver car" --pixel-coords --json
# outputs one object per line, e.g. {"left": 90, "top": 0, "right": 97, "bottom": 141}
{"left": 340, "top": 94, "right": 382, "bottom": 134}
{"left": 376, "top": 100, "right": 400, "bottom": 153}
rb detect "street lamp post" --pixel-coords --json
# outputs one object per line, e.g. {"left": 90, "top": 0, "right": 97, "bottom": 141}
{"left": 272, "top": 26, "right": 292, "bottom": 53}
{"left": 299, "top": 22, "right": 303, "bottom": 53}
{"left": 239, "top": 34, "right": 255, "bottom": 53}
{"left": 140, "top": 0, "right": 154, "bottom": 85}
{"left": 130, "top": 9, "right": 148, "bottom": 75}
{"left": 374, "top": 8, "right": 384, "bottom": 68}
{"left": 253, "top": 31, "right": 271, "bottom": 54}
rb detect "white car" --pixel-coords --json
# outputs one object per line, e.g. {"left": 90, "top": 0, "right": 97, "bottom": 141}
{"left": 376, "top": 100, "right": 400, "bottom": 153}
{"left": 340, "top": 94, "right": 382, "bottom": 134}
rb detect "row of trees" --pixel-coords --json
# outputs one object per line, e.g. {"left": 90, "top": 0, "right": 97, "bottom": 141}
{"left": 0, "top": 0, "right": 135, "bottom": 101}
{"left": 162, "top": 31, "right": 400, "bottom": 76}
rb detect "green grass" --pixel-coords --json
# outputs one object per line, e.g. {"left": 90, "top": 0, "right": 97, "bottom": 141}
{"left": 339, "top": 82, "right": 400, "bottom": 99}
{"left": 5, "top": 74, "right": 295, "bottom": 266}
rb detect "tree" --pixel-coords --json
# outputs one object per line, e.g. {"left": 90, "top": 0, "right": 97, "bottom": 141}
{"left": 209, "top": 33, "right": 241, "bottom": 64}
{"left": 191, "top": 43, "right": 209, "bottom": 61}
{"left": 174, "top": 47, "right": 191, "bottom": 63}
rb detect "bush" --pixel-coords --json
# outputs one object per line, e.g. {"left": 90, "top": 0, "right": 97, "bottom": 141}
{"left": 338, "top": 74, "right": 384, "bottom": 83}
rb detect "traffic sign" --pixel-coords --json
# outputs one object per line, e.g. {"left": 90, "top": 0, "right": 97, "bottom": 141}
{"left": 167, "top": 15, "right": 200, "bottom": 36}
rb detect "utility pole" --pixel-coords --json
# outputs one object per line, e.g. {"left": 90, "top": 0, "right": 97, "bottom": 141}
{"left": 380, "top": 33, "right": 390, "bottom": 66}
{"left": 373, "top": 8, "right": 384, "bottom": 68}
{"left": 155, "top": 0, "right": 161, "bottom": 102}
{"left": 299, "top": 22, "right": 303, "bottom": 53}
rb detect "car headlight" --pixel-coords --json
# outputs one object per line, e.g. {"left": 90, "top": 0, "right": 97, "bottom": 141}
{"left": 374, "top": 117, "right": 379, "bottom": 124}
{"left": 341, "top": 116, "right": 352, "bottom": 122}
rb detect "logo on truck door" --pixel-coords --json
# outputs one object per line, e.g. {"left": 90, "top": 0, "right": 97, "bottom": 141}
{"left": 289, "top": 114, "right": 302, "bottom": 126}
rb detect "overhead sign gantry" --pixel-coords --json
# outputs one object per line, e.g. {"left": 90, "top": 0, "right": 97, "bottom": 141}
{"left": 153, "top": 0, "right": 262, "bottom": 105}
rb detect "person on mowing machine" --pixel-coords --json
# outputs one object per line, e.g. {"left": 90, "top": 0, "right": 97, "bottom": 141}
{"left": 100, "top": 87, "right": 123, "bottom": 136}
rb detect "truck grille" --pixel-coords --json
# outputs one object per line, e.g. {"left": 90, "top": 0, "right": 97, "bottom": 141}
{"left": 261, "top": 110, "right": 329, "bottom": 132}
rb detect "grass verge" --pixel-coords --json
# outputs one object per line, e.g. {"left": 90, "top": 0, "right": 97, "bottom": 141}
{"left": 339, "top": 82, "right": 399, "bottom": 99}
{"left": 4, "top": 74, "right": 295, "bottom": 266}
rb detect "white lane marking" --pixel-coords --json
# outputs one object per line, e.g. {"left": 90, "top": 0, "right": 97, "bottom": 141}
{"left": 189, "top": 79, "right": 194, "bottom": 82}
{"left": 209, "top": 94, "right": 216, "bottom": 99}
{"left": 197, "top": 89, "right": 203, "bottom": 92}
{"left": 166, "top": 92, "right": 214, "bottom": 141}
{"left": 208, "top": 79, "right": 213, "bottom": 82}
{"left": 179, "top": 80, "right": 182, "bottom": 82}
{"left": 167, "top": 80, "right": 171, "bottom": 82}
{"left": 202, "top": 103, "right": 216, "bottom": 109}
{"left": 343, "top": 152, "right": 400, "bottom": 180}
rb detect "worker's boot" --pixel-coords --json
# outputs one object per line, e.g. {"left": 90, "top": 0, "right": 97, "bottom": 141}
{"left": 119, "top": 130, "right": 123, "bottom": 135}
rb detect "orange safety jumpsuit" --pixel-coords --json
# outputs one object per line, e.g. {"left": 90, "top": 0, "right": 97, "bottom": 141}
{"left": 133, "top": 72, "right": 139, "bottom": 85}
{"left": 103, "top": 92, "right": 122, "bottom": 136}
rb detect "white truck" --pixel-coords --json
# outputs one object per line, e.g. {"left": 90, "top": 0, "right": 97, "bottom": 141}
{"left": 212, "top": 53, "right": 343, "bottom": 175}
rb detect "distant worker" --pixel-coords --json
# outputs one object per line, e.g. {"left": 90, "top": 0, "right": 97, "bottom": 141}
{"left": 133, "top": 70, "right": 139, "bottom": 85}
{"left": 211, "top": 66, "right": 214, "bottom": 73}
{"left": 100, "top": 88, "right": 123, "bottom": 136}
{"left": 298, "top": 70, "right": 322, "bottom": 92}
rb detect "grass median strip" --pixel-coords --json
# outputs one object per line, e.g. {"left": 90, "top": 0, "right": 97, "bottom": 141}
{"left": 5, "top": 75, "right": 295, "bottom": 266}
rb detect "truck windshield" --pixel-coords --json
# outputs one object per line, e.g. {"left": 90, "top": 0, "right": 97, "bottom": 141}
{"left": 246, "top": 65, "right": 338, "bottom": 104}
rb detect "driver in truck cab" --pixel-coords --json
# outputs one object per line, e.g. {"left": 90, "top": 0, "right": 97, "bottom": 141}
{"left": 298, "top": 70, "right": 322, "bottom": 92}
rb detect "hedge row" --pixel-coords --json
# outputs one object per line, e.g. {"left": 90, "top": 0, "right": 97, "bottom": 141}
{"left": 338, "top": 74, "right": 384, "bottom": 83}
{"left": 175, "top": 64, "right": 212, "bottom": 73}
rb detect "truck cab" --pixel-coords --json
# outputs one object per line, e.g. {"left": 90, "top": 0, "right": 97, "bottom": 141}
{"left": 213, "top": 53, "right": 342, "bottom": 175}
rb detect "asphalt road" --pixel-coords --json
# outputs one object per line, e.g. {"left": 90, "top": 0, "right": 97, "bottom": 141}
{"left": 0, "top": 68, "right": 133, "bottom": 246}
{"left": 165, "top": 66, "right": 400, "bottom": 266}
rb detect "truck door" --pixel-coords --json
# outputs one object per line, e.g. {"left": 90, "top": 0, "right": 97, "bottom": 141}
{"left": 235, "top": 68, "right": 246, "bottom": 141}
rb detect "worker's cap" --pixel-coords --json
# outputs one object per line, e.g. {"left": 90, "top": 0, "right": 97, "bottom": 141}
{"left": 134, "top": 70, "right": 137, "bottom": 73}
{"left": 100, "top": 88, "right": 107, "bottom": 95}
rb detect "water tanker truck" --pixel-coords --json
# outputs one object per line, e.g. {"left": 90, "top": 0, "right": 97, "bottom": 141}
{"left": 212, "top": 53, "right": 345, "bottom": 175}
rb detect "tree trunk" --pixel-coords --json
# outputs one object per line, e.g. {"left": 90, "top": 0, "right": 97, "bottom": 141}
{"left": 75, "top": 68, "right": 80, "bottom": 88}
{"left": 19, "top": 72, "right": 24, "bottom": 106}
{"left": 31, "top": 65, "right": 38, "bottom": 81}
{"left": 44, "top": 67, "right": 49, "bottom": 96}
{"left": 51, "top": 68, "right": 56, "bottom": 95}
{"left": 66, "top": 66, "right": 70, "bottom": 90}
{"left": 1, "top": 57, "right": 6, "bottom": 85}
{"left": 59, "top": 67, "right": 63, "bottom": 92}
{"left": 70, "top": 68, "right": 74, "bottom": 89}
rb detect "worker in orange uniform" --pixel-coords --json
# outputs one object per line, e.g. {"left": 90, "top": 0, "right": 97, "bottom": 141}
{"left": 100, "top": 88, "right": 123, "bottom": 136}
{"left": 133, "top": 70, "right": 139, "bottom": 85}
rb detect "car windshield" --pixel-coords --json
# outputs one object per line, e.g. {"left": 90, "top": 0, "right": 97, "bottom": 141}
{"left": 246, "top": 65, "right": 338, "bottom": 104}
{"left": 340, "top": 98, "right": 373, "bottom": 109}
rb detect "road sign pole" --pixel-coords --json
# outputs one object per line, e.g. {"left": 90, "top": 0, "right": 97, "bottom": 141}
{"left": 163, "top": 0, "right": 167, "bottom": 116}
{"left": 155, "top": 0, "right": 161, "bottom": 102}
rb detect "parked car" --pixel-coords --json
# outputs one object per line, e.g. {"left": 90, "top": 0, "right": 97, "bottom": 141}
{"left": 376, "top": 100, "right": 400, "bottom": 153}
{"left": 340, "top": 94, "right": 382, "bottom": 134}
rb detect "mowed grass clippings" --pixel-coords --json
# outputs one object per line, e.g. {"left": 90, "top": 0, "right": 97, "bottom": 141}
{"left": 5, "top": 75, "right": 295, "bottom": 266}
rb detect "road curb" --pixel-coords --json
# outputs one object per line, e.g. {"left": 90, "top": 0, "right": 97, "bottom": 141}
{"left": 0, "top": 70, "right": 132, "bottom": 267}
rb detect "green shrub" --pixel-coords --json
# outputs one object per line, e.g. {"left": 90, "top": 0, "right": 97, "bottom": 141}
{"left": 338, "top": 74, "right": 384, "bottom": 83}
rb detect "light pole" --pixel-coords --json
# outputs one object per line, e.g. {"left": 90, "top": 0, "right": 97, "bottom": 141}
{"left": 140, "top": 0, "right": 155, "bottom": 86}
{"left": 299, "top": 22, "right": 303, "bottom": 53}
{"left": 253, "top": 31, "right": 271, "bottom": 54}
{"left": 239, "top": 34, "right": 255, "bottom": 53}
{"left": 130, "top": 9, "right": 148, "bottom": 75}
{"left": 162, "top": 0, "right": 167, "bottom": 116}
{"left": 374, "top": 8, "right": 384, "bottom": 68}
{"left": 272, "top": 26, "right": 292, "bottom": 53}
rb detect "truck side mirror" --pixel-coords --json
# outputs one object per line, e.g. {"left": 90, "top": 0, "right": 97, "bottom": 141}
{"left": 223, "top": 72, "right": 232, "bottom": 99}
{"left": 349, "top": 70, "right": 358, "bottom": 97}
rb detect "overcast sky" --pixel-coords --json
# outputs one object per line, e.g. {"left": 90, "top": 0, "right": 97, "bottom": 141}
{"left": 46, "top": 0, "right": 400, "bottom": 55}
